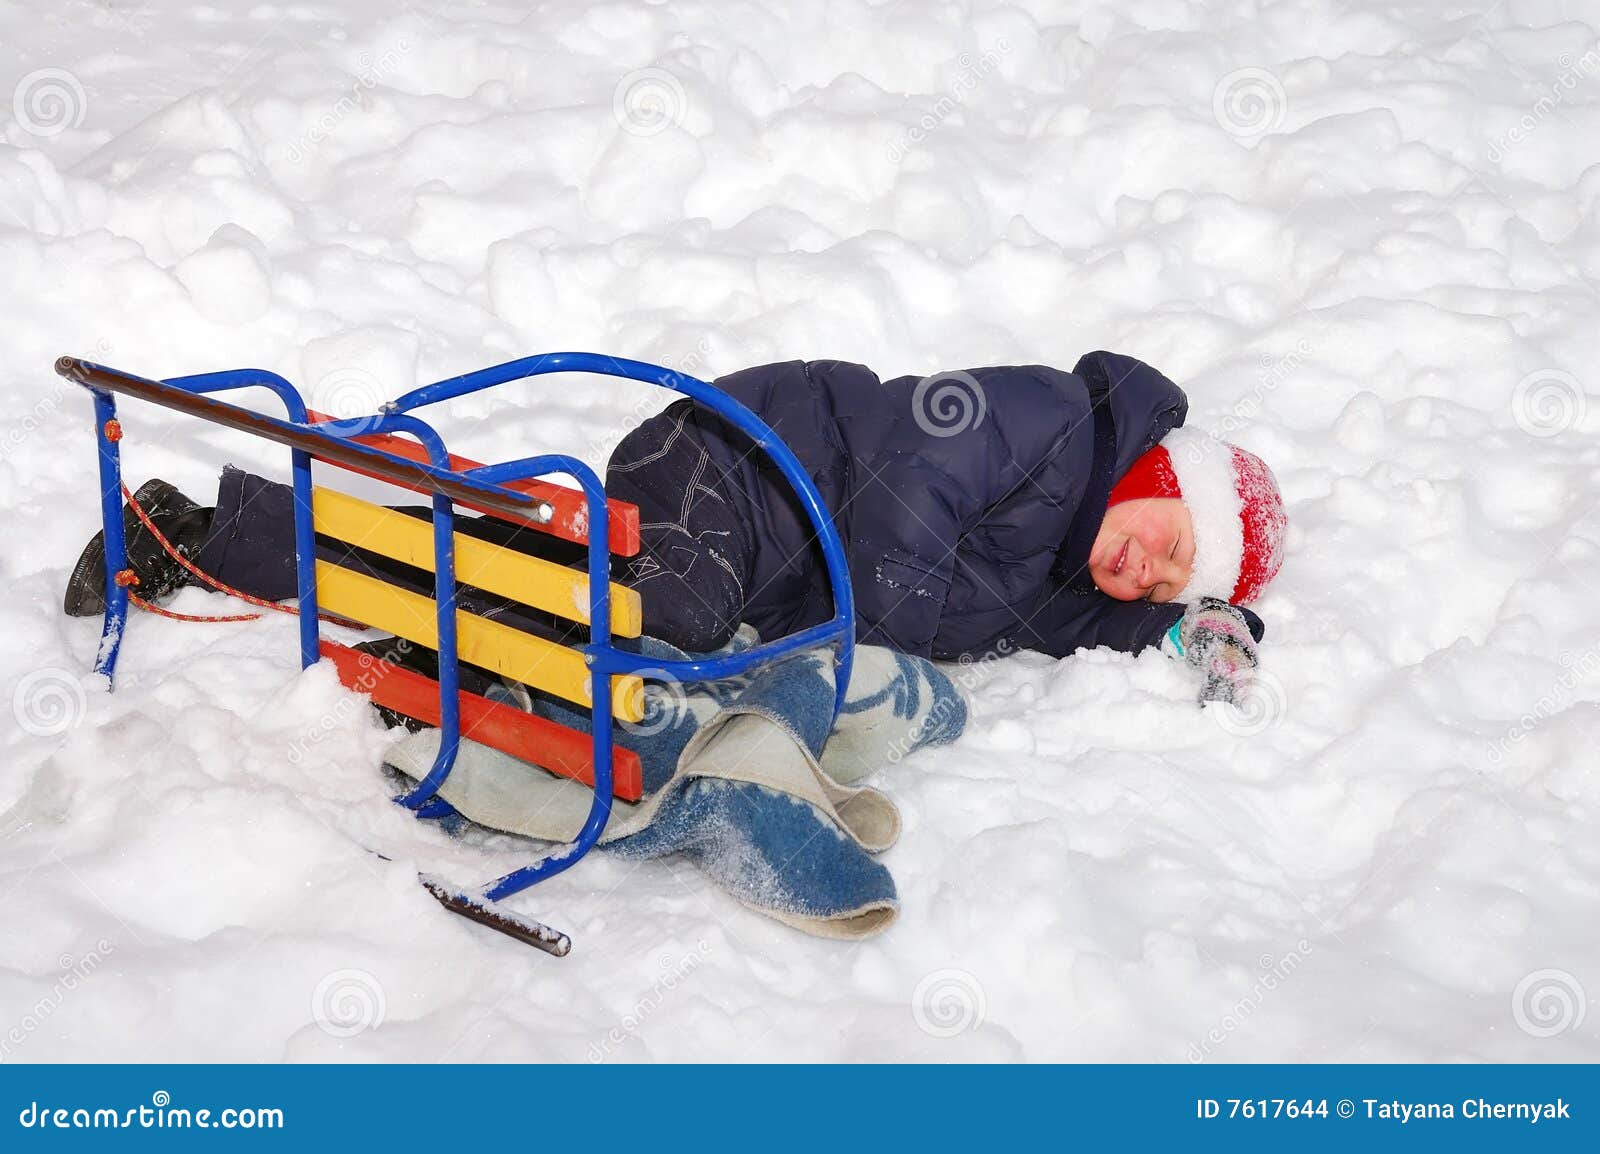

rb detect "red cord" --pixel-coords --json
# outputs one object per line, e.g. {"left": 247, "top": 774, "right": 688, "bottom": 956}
{"left": 126, "top": 585, "right": 260, "bottom": 623}
{"left": 116, "top": 482, "right": 364, "bottom": 629}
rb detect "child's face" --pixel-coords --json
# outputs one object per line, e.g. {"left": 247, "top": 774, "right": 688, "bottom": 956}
{"left": 1089, "top": 497, "right": 1195, "bottom": 603}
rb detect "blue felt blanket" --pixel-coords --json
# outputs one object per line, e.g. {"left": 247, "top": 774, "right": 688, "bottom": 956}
{"left": 384, "top": 632, "right": 967, "bottom": 937}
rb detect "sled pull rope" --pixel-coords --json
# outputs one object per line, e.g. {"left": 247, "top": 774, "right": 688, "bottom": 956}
{"left": 117, "top": 482, "right": 361, "bottom": 628}
{"left": 115, "top": 567, "right": 259, "bottom": 623}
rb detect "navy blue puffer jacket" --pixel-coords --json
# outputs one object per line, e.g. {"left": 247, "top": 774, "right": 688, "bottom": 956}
{"left": 619, "top": 351, "right": 1262, "bottom": 661}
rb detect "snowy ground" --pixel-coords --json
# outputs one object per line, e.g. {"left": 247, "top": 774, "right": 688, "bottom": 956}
{"left": 3, "top": 0, "right": 1599, "bottom": 1062}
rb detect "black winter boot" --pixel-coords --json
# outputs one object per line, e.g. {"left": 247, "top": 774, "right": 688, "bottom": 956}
{"left": 63, "top": 480, "right": 213, "bottom": 617}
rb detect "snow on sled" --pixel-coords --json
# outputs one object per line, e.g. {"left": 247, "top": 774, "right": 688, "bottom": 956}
{"left": 58, "top": 352, "right": 855, "bottom": 956}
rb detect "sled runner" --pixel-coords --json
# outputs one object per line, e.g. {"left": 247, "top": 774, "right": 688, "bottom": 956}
{"left": 59, "top": 352, "right": 855, "bottom": 956}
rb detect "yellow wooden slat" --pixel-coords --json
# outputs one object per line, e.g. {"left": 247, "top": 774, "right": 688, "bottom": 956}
{"left": 314, "top": 560, "right": 644, "bottom": 722}
{"left": 312, "top": 486, "right": 642, "bottom": 638}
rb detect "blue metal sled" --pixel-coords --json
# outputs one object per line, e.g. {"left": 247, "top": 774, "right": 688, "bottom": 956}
{"left": 59, "top": 352, "right": 855, "bottom": 956}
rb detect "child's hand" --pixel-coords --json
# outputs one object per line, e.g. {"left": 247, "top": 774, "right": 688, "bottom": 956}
{"left": 1170, "top": 597, "right": 1259, "bottom": 706}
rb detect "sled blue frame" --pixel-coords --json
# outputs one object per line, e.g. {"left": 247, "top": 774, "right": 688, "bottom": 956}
{"left": 59, "top": 352, "right": 856, "bottom": 955}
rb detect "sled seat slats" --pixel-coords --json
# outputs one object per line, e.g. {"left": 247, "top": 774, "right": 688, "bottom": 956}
{"left": 307, "top": 410, "right": 640, "bottom": 556}
{"left": 311, "top": 486, "right": 643, "bottom": 637}
{"left": 318, "top": 641, "right": 643, "bottom": 801}
{"left": 314, "top": 560, "right": 646, "bottom": 723}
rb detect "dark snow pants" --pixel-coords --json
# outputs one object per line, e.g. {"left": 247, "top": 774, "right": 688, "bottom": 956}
{"left": 191, "top": 412, "right": 750, "bottom": 653}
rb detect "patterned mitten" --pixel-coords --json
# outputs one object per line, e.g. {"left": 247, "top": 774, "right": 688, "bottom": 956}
{"left": 1166, "top": 597, "right": 1260, "bottom": 706}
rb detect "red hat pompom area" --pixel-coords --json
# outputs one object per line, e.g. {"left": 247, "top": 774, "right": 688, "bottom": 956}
{"left": 1107, "top": 429, "right": 1286, "bottom": 605}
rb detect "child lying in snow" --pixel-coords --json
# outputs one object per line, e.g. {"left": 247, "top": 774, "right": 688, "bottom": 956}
{"left": 64, "top": 351, "right": 1285, "bottom": 704}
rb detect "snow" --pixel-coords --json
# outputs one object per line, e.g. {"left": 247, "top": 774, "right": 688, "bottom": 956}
{"left": 3, "top": 0, "right": 1599, "bottom": 1061}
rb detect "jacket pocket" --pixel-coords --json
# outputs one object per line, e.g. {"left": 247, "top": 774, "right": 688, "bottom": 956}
{"left": 878, "top": 550, "right": 949, "bottom": 598}
{"left": 858, "top": 547, "right": 952, "bottom": 655}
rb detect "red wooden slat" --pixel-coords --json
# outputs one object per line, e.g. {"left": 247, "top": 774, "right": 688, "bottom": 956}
{"left": 320, "top": 640, "right": 642, "bottom": 802}
{"left": 305, "top": 410, "right": 640, "bottom": 556}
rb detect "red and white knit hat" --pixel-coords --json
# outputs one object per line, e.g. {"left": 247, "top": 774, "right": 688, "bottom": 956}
{"left": 1107, "top": 429, "right": 1287, "bottom": 605}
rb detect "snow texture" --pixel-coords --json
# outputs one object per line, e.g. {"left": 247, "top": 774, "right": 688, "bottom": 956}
{"left": 2, "top": 1, "right": 1599, "bottom": 1061}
